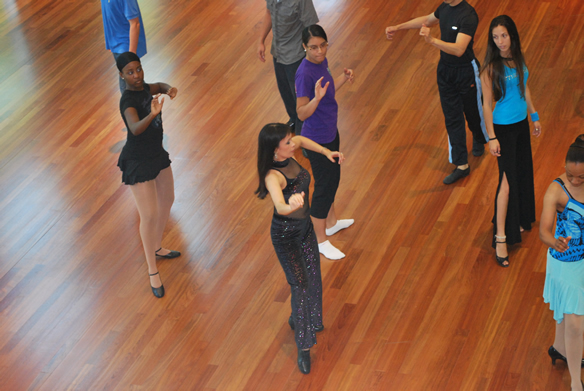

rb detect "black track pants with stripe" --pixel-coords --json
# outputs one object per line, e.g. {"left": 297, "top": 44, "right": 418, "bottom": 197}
{"left": 437, "top": 59, "right": 487, "bottom": 166}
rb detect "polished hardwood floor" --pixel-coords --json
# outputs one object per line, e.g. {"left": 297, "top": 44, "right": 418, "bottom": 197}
{"left": 0, "top": 0, "right": 583, "bottom": 389}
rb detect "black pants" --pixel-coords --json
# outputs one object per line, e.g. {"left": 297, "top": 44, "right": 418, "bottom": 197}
{"left": 271, "top": 214, "right": 323, "bottom": 349}
{"left": 273, "top": 57, "right": 303, "bottom": 133}
{"left": 437, "top": 59, "right": 487, "bottom": 166}
{"left": 491, "top": 118, "right": 536, "bottom": 247}
{"left": 305, "top": 131, "right": 340, "bottom": 219}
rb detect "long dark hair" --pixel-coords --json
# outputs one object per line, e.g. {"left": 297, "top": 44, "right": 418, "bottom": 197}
{"left": 481, "top": 15, "right": 526, "bottom": 101}
{"left": 255, "top": 123, "right": 291, "bottom": 199}
{"left": 566, "top": 135, "right": 584, "bottom": 164}
{"left": 302, "top": 24, "right": 328, "bottom": 46}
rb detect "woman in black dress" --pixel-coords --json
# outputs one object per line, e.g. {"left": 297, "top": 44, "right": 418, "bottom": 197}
{"left": 256, "top": 123, "right": 344, "bottom": 374}
{"left": 116, "top": 52, "right": 181, "bottom": 298}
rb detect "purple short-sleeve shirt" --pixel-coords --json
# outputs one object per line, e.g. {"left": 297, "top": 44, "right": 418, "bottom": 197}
{"left": 295, "top": 58, "right": 338, "bottom": 144}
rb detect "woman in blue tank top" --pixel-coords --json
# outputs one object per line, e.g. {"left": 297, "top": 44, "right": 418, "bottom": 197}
{"left": 480, "top": 15, "right": 542, "bottom": 267}
{"left": 540, "top": 135, "right": 584, "bottom": 391}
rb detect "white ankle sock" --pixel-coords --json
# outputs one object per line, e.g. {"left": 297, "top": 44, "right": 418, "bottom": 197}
{"left": 318, "top": 240, "right": 345, "bottom": 260}
{"left": 325, "top": 219, "right": 354, "bottom": 236}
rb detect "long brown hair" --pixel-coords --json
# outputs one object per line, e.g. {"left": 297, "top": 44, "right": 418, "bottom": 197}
{"left": 481, "top": 15, "right": 526, "bottom": 102}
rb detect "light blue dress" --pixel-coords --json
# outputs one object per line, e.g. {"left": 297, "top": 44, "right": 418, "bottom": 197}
{"left": 543, "top": 179, "right": 584, "bottom": 323}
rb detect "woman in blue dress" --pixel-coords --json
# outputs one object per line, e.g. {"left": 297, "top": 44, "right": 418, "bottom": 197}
{"left": 480, "top": 15, "right": 541, "bottom": 267}
{"left": 540, "top": 135, "right": 584, "bottom": 391}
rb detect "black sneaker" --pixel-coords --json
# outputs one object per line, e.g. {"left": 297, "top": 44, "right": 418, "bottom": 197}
{"left": 472, "top": 138, "right": 485, "bottom": 156}
{"left": 443, "top": 167, "right": 470, "bottom": 184}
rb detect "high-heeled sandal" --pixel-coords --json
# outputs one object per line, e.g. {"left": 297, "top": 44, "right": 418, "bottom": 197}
{"left": 155, "top": 247, "right": 181, "bottom": 259}
{"left": 548, "top": 345, "right": 584, "bottom": 367}
{"left": 149, "top": 272, "right": 165, "bottom": 298}
{"left": 495, "top": 235, "right": 509, "bottom": 267}
{"left": 288, "top": 316, "right": 324, "bottom": 332}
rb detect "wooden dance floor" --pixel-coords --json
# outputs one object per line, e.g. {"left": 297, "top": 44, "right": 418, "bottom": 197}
{"left": 1, "top": 0, "right": 583, "bottom": 389}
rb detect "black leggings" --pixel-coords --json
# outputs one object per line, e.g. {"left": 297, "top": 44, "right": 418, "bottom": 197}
{"left": 305, "top": 131, "right": 340, "bottom": 219}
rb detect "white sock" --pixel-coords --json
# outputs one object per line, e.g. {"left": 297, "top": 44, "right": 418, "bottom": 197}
{"left": 318, "top": 240, "right": 345, "bottom": 260}
{"left": 325, "top": 219, "right": 354, "bottom": 236}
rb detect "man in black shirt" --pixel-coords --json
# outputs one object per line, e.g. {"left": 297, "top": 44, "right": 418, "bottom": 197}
{"left": 385, "top": 0, "right": 488, "bottom": 184}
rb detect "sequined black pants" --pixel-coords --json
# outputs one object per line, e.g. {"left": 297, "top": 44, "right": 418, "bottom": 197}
{"left": 271, "top": 214, "right": 323, "bottom": 349}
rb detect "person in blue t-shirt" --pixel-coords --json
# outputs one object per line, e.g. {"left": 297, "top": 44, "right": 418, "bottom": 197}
{"left": 101, "top": 0, "right": 147, "bottom": 93}
{"left": 480, "top": 15, "right": 541, "bottom": 267}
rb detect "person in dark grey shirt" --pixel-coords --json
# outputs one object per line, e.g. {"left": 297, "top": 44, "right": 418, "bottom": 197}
{"left": 385, "top": 0, "right": 488, "bottom": 185}
{"left": 257, "top": 0, "right": 319, "bottom": 133}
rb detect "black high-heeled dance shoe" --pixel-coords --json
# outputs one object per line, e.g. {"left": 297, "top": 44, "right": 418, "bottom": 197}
{"left": 495, "top": 235, "right": 509, "bottom": 267}
{"left": 149, "top": 272, "right": 165, "bottom": 298}
{"left": 155, "top": 248, "right": 181, "bottom": 259}
{"left": 288, "top": 316, "right": 324, "bottom": 332}
{"left": 548, "top": 345, "right": 584, "bottom": 368}
{"left": 297, "top": 348, "right": 311, "bottom": 374}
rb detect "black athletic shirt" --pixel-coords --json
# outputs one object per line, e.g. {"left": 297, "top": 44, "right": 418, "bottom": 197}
{"left": 434, "top": 0, "right": 478, "bottom": 65}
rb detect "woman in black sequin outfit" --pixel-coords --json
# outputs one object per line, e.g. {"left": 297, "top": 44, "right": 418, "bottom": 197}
{"left": 256, "top": 123, "right": 344, "bottom": 374}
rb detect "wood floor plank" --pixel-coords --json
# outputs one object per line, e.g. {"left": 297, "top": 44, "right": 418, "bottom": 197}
{"left": 0, "top": 0, "right": 583, "bottom": 389}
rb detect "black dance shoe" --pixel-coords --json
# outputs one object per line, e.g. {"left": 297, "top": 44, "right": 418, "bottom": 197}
{"left": 149, "top": 272, "right": 165, "bottom": 298}
{"left": 472, "top": 138, "right": 485, "bottom": 157}
{"left": 288, "top": 316, "right": 324, "bottom": 332}
{"left": 155, "top": 248, "right": 181, "bottom": 259}
{"left": 297, "top": 349, "right": 311, "bottom": 374}
{"left": 548, "top": 345, "right": 584, "bottom": 368}
{"left": 443, "top": 167, "right": 470, "bottom": 185}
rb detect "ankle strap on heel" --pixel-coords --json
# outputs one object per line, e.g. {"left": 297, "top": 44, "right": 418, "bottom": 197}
{"left": 495, "top": 235, "right": 507, "bottom": 244}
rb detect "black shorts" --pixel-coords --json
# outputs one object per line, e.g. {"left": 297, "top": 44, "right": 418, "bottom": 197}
{"left": 305, "top": 131, "right": 340, "bottom": 219}
{"left": 118, "top": 150, "right": 171, "bottom": 185}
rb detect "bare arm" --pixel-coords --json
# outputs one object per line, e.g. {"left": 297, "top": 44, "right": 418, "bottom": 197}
{"left": 420, "top": 29, "right": 472, "bottom": 57}
{"left": 386, "top": 13, "right": 438, "bottom": 39}
{"left": 540, "top": 182, "right": 570, "bottom": 252}
{"left": 480, "top": 68, "right": 500, "bottom": 156}
{"left": 296, "top": 76, "right": 329, "bottom": 121}
{"left": 257, "top": 9, "right": 272, "bottom": 62}
{"left": 525, "top": 84, "right": 541, "bottom": 136}
{"left": 291, "top": 135, "right": 345, "bottom": 163}
{"left": 128, "top": 17, "right": 140, "bottom": 54}
{"left": 149, "top": 83, "right": 178, "bottom": 99}
{"left": 335, "top": 68, "right": 354, "bottom": 91}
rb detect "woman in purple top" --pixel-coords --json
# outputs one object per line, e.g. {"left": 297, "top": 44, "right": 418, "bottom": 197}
{"left": 295, "top": 24, "right": 354, "bottom": 261}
